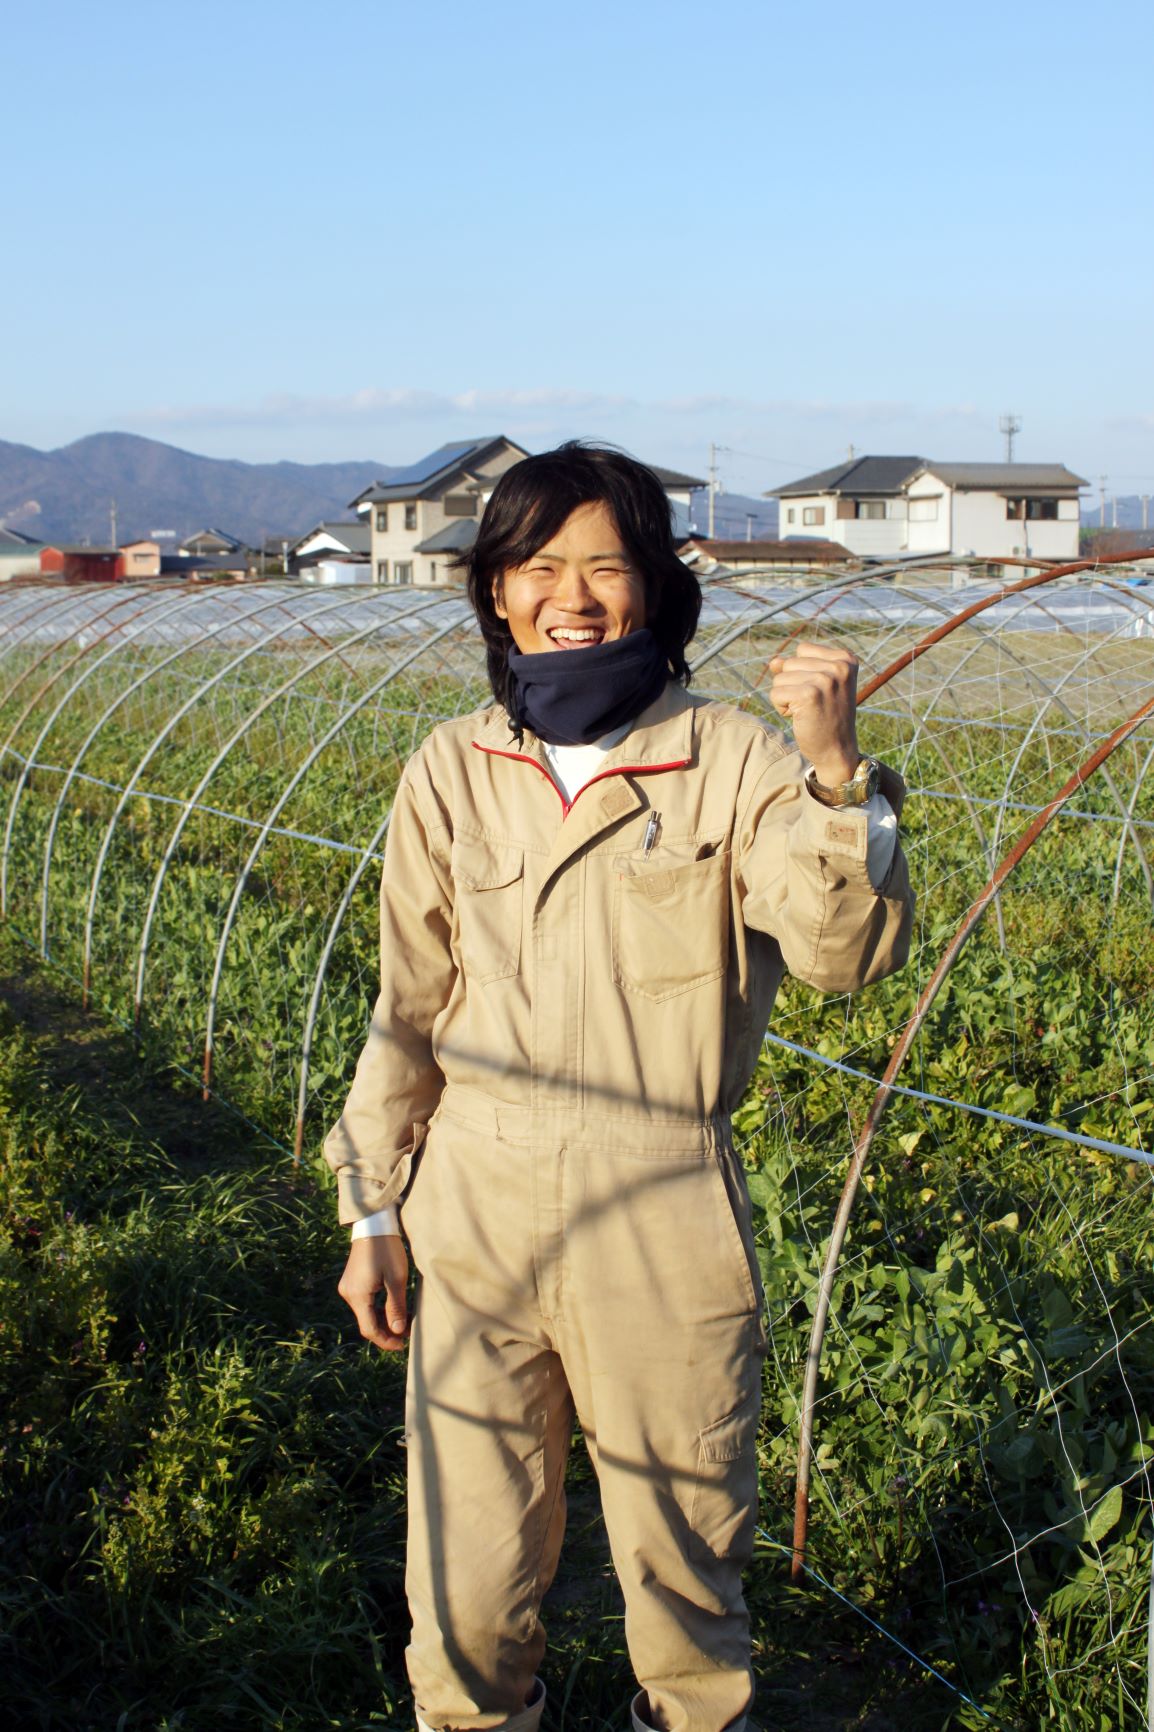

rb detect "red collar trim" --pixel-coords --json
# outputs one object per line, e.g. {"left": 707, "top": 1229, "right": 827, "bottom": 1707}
{"left": 471, "top": 740, "right": 690, "bottom": 818}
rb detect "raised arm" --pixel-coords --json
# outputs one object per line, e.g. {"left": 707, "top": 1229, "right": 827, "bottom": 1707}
{"left": 738, "top": 640, "right": 913, "bottom": 992}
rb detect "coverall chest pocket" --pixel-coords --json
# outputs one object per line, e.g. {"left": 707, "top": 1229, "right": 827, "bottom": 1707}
{"left": 612, "top": 850, "right": 730, "bottom": 1002}
{"left": 451, "top": 837, "right": 524, "bottom": 983}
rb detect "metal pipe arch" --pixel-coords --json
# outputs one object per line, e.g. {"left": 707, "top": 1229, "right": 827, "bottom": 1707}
{"left": 38, "top": 586, "right": 322, "bottom": 958}
{"left": 130, "top": 590, "right": 461, "bottom": 1025}
{"left": 0, "top": 584, "right": 194, "bottom": 786}
{"left": 75, "top": 587, "right": 366, "bottom": 996}
{"left": 291, "top": 618, "right": 506, "bottom": 1165}
{"left": 200, "top": 601, "right": 474, "bottom": 1098}
{"left": 1, "top": 585, "right": 219, "bottom": 921}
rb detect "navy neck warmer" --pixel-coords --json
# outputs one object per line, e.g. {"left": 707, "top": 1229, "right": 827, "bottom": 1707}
{"left": 507, "top": 629, "right": 669, "bottom": 746}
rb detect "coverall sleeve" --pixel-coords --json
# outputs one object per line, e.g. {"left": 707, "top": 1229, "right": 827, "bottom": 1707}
{"left": 322, "top": 758, "right": 455, "bottom": 1224}
{"left": 736, "top": 742, "right": 914, "bottom": 994}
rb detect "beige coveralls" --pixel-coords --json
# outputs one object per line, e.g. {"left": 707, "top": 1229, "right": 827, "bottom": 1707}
{"left": 324, "top": 682, "right": 913, "bottom": 1732}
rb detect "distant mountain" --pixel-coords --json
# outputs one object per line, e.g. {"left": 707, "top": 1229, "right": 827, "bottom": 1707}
{"left": 0, "top": 432, "right": 397, "bottom": 546}
{"left": 1080, "top": 493, "right": 1153, "bottom": 531}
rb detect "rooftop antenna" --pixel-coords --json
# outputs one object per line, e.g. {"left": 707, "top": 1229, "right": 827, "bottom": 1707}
{"left": 999, "top": 414, "right": 1022, "bottom": 463}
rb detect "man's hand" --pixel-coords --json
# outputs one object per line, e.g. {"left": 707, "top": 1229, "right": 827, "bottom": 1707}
{"left": 768, "top": 641, "right": 861, "bottom": 787}
{"left": 337, "top": 1233, "right": 410, "bottom": 1352}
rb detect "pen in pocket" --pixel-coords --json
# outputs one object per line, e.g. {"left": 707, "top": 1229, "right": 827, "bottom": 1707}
{"left": 642, "top": 812, "right": 660, "bottom": 857}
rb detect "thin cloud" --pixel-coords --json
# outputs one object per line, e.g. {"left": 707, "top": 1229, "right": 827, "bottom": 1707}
{"left": 127, "top": 386, "right": 638, "bottom": 431}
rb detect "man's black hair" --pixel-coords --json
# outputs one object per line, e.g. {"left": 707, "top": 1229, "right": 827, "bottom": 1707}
{"left": 460, "top": 441, "right": 702, "bottom": 718}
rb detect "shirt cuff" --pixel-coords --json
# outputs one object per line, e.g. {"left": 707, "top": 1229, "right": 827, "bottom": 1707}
{"left": 350, "top": 1205, "right": 401, "bottom": 1239}
{"left": 862, "top": 792, "right": 898, "bottom": 890}
{"left": 801, "top": 783, "right": 898, "bottom": 892}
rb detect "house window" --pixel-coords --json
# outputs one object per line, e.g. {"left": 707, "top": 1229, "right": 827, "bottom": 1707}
{"left": 857, "top": 501, "right": 886, "bottom": 520}
{"left": 1006, "top": 498, "right": 1025, "bottom": 520}
{"left": 802, "top": 507, "right": 825, "bottom": 526}
{"left": 786, "top": 508, "right": 795, "bottom": 524}
{"left": 908, "top": 498, "right": 940, "bottom": 522}
{"left": 375, "top": 508, "right": 388, "bottom": 532}
{"left": 443, "top": 494, "right": 477, "bottom": 517}
{"left": 430, "top": 562, "right": 437, "bottom": 582}
{"left": 1027, "top": 498, "right": 1059, "bottom": 520}
{"left": 376, "top": 560, "right": 388, "bottom": 581}
{"left": 404, "top": 504, "right": 417, "bottom": 531}
{"left": 394, "top": 561, "right": 414, "bottom": 585}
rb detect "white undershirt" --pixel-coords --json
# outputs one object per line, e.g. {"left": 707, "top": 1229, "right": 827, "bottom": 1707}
{"left": 351, "top": 728, "right": 897, "bottom": 1239}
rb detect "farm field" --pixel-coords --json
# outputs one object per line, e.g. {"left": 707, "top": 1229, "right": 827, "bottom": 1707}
{"left": 1, "top": 575, "right": 1152, "bottom": 1729}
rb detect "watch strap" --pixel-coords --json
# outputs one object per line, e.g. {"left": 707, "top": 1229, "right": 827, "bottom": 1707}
{"left": 804, "top": 755, "right": 881, "bottom": 808}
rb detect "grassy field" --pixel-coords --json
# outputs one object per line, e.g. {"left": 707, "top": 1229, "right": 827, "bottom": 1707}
{"left": 2, "top": 865, "right": 1152, "bottom": 1727}
{"left": 3, "top": 610, "right": 1152, "bottom": 1728}
{"left": 1, "top": 931, "right": 980, "bottom": 1732}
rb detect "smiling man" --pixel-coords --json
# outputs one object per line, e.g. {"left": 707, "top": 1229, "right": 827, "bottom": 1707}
{"left": 325, "top": 443, "right": 914, "bottom": 1732}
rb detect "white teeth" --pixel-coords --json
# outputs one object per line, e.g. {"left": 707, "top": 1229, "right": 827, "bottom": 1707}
{"left": 549, "top": 628, "right": 601, "bottom": 641}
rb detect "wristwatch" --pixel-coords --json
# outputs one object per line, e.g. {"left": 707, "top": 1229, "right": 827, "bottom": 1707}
{"left": 804, "top": 755, "right": 880, "bottom": 808}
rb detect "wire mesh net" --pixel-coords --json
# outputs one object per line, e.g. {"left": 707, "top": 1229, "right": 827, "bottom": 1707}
{"left": 2, "top": 568, "right": 1151, "bottom": 1724}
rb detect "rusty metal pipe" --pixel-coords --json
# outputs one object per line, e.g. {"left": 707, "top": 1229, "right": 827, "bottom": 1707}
{"left": 791, "top": 685, "right": 1154, "bottom": 1580}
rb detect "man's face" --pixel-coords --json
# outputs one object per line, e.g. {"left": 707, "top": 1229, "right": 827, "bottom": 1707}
{"left": 494, "top": 500, "right": 647, "bottom": 656}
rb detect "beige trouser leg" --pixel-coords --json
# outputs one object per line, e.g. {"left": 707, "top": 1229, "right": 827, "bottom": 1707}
{"left": 401, "top": 1091, "right": 764, "bottom": 1732}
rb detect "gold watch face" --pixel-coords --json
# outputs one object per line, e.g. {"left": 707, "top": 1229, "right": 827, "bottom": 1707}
{"left": 855, "top": 757, "right": 880, "bottom": 802}
{"left": 808, "top": 757, "right": 879, "bottom": 807}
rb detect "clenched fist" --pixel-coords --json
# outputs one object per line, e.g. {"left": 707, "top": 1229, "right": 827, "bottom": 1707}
{"left": 768, "top": 641, "right": 861, "bottom": 788}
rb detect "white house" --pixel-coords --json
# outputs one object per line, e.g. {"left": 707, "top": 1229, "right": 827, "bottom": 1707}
{"left": 289, "top": 520, "right": 372, "bottom": 581}
{"left": 771, "top": 456, "right": 1086, "bottom": 561}
{"left": 773, "top": 457, "right": 925, "bottom": 557}
{"left": 349, "top": 442, "right": 713, "bottom": 586}
{"left": 648, "top": 464, "right": 707, "bottom": 538}
{"left": 903, "top": 464, "right": 1085, "bottom": 561}
{"left": 0, "top": 527, "right": 45, "bottom": 582}
{"left": 349, "top": 437, "right": 530, "bottom": 587}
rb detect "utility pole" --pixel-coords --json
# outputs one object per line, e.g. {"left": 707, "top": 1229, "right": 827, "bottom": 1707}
{"left": 109, "top": 498, "right": 118, "bottom": 547}
{"left": 999, "top": 414, "right": 1022, "bottom": 463}
{"left": 1099, "top": 476, "right": 1108, "bottom": 529}
{"left": 1112, "top": 496, "right": 1118, "bottom": 529}
{"left": 745, "top": 513, "right": 754, "bottom": 543}
{"left": 1142, "top": 495, "right": 1150, "bottom": 531}
{"left": 847, "top": 443, "right": 855, "bottom": 462}
{"left": 708, "top": 443, "right": 718, "bottom": 540}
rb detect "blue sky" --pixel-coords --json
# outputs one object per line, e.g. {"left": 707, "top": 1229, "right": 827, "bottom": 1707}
{"left": 6, "top": 0, "right": 1152, "bottom": 498}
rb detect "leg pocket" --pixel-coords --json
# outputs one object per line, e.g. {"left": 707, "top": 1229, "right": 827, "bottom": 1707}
{"left": 690, "top": 1392, "right": 760, "bottom": 1563}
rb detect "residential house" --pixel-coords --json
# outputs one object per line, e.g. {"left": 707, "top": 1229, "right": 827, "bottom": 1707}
{"left": 119, "top": 539, "right": 162, "bottom": 577}
{"left": 649, "top": 464, "right": 708, "bottom": 538}
{"left": 350, "top": 441, "right": 712, "bottom": 585}
{"left": 903, "top": 464, "right": 1085, "bottom": 561}
{"left": 0, "top": 527, "right": 44, "bottom": 581}
{"left": 772, "top": 456, "right": 1086, "bottom": 561}
{"left": 289, "top": 520, "right": 372, "bottom": 583}
{"left": 181, "top": 528, "right": 250, "bottom": 559}
{"left": 40, "top": 545, "right": 121, "bottom": 581}
{"left": 773, "top": 457, "right": 925, "bottom": 557}
{"left": 350, "top": 437, "right": 530, "bottom": 587}
{"left": 679, "top": 537, "right": 851, "bottom": 578}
